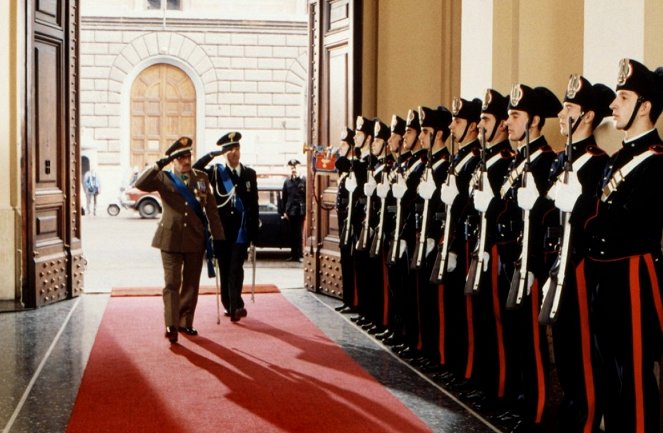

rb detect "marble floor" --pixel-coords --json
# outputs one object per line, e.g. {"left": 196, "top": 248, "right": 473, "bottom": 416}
{"left": 0, "top": 288, "right": 504, "bottom": 433}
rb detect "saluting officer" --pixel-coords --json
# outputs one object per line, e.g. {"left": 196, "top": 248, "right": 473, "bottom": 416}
{"left": 543, "top": 75, "right": 614, "bottom": 433}
{"left": 193, "top": 132, "right": 259, "bottom": 323}
{"left": 501, "top": 84, "right": 561, "bottom": 432}
{"left": 584, "top": 59, "right": 663, "bottom": 433}
{"left": 135, "top": 137, "right": 225, "bottom": 343}
{"left": 280, "top": 159, "right": 306, "bottom": 262}
{"left": 467, "top": 89, "right": 516, "bottom": 410}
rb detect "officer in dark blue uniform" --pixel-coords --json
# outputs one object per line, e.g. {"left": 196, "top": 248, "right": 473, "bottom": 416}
{"left": 280, "top": 159, "right": 306, "bottom": 262}
{"left": 584, "top": 58, "right": 663, "bottom": 433}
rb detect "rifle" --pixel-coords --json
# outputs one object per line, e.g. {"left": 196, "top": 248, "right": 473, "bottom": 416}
{"left": 387, "top": 152, "right": 407, "bottom": 265}
{"left": 539, "top": 116, "right": 578, "bottom": 324}
{"left": 464, "top": 128, "right": 489, "bottom": 294}
{"left": 356, "top": 155, "right": 376, "bottom": 251}
{"left": 411, "top": 139, "right": 435, "bottom": 270}
{"left": 370, "top": 159, "right": 391, "bottom": 258}
{"left": 339, "top": 151, "right": 357, "bottom": 247}
{"left": 430, "top": 135, "right": 458, "bottom": 284}
{"left": 506, "top": 127, "right": 533, "bottom": 310}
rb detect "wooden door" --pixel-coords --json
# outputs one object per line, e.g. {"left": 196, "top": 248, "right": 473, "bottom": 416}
{"left": 23, "top": 0, "right": 83, "bottom": 307}
{"left": 304, "top": 0, "right": 360, "bottom": 298}
{"left": 130, "top": 64, "right": 196, "bottom": 168}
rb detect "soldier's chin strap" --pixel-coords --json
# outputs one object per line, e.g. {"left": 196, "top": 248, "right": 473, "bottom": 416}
{"left": 624, "top": 96, "right": 645, "bottom": 131}
{"left": 518, "top": 117, "right": 533, "bottom": 143}
{"left": 487, "top": 120, "right": 500, "bottom": 143}
{"left": 457, "top": 121, "right": 471, "bottom": 143}
{"left": 570, "top": 112, "right": 585, "bottom": 136}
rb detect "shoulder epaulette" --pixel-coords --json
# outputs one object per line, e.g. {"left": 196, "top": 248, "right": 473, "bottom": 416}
{"left": 648, "top": 144, "right": 663, "bottom": 154}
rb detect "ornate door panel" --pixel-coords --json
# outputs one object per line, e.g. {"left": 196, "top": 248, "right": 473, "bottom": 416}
{"left": 24, "top": 0, "right": 82, "bottom": 307}
{"left": 130, "top": 64, "right": 196, "bottom": 169}
{"left": 305, "top": 0, "right": 360, "bottom": 298}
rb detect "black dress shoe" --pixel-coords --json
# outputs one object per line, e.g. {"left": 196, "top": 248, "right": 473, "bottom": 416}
{"left": 237, "top": 307, "right": 248, "bottom": 318}
{"left": 375, "top": 329, "right": 392, "bottom": 340}
{"left": 334, "top": 304, "right": 349, "bottom": 312}
{"left": 179, "top": 326, "right": 198, "bottom": 336}
{"left": 349, "top": 314, "right": 364, "bottom": 323}
{"left": 339, "top": 306, "right": 355, "bottom": 314}
{"left": 165, "top": 326, "right": 178, "bottom": 343}
{"left": 230, "top": 307, "right": 247, "bottom": 322}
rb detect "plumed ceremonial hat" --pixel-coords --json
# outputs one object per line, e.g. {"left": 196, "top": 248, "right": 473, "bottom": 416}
{"left": 405, "top": 108, "right": 421, "bottom": 133}
{"left": 508, "top": 84, "right": 562, "bottom": 118}
{"left": 373, "top": 119, "right": 390, "bottom": 142}
{"left": 390, "top": 114, "right": 406, "bottom": 136}
{"left": 451, "top": 97, "right": 482, "bottom": 123}
{"left": 287, "top": 159, "right": 301, "bottom": 167}
{"left": 563, "top": 74, "right": 615, "bottom": 119}
{"left": 340, "top": 128, "right": 355, "bottom": 145}
{"left": 482, "top": 89, "right": 509, "bottom": 121}
{"left": 165, "top": 136, "right": 193, "bottom": 158}
{"left": 355, "top": 115, "right": 376, "bottom": 136}
{"left": 216, "top": 131, "right": 242, "bottom": 150}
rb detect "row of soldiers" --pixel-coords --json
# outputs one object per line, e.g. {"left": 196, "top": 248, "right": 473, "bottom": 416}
{"left": 331, "top": 58, "right": 663, "bottom": 433}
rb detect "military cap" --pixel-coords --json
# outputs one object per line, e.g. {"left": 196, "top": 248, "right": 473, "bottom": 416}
{"left": 355, "top": 115, "right": 376, "bottom": 136}
{"left": 390, "top": 115, "right": 406, "bottom": 136}
{"left": 340, "top": 128, "right": 355, "bottom": 145}
{"left": 419, "top": 105, "right": 452, "bottom": 140}
{"left": 216, "top": 131, "right": 242, "bottom": 150}
{"left": 615, "top": 58, "right": 663, "bottom": 103}
{"left": 451, "top": 97, "right": 482, "bottom": 123}
{"left": 508, "top": 84, "right": 562, "bottom": 118}
{"left": 482, "top": 88, "right": 509, "bottom": 121}
{"left": 405, "top": 108, "right": 421, "bottom": 133}
{"left": 564, "top": 74, "right": 615, "bottom": 119}
{"left": 373, "top": 119, "right": 390, "bottom": 142}
{"left": 165, "top": 136, "right": 193, "bottom": 158}
{"left": 287, "top": 159, "right": 301, "bottom": 167}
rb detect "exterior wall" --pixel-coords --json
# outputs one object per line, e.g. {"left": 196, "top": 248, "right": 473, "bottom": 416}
{"left": 80, "top": 1, "right": 308, "bottom": 201}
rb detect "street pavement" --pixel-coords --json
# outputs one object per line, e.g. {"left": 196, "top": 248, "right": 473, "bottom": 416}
{"left": 80, "top": 208, "right": 305, "bottom": 293}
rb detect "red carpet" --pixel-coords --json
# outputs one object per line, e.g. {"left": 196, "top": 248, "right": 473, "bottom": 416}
{"left": 111, "top": 284, "right": 279, "bottom": 296}
{"left": 67, "top": 293, "right": 433, "bottom": 433}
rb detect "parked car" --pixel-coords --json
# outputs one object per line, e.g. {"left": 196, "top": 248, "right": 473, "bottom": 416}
{"left": 108, "top": 173, "right": 292, "bottom": 250}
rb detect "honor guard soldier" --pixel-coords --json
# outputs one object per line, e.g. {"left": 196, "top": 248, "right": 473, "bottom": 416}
{"left": 392, "top": 108, "right": 428, "bottom": 360}
{"left": 347, "top": 116, "right": 374, "bottom": 327}
{"left": 466, "top": 89, "right": 516, "bottom": 412}
{"left": 135, "top": 137, "right": 225, "bottom": 343}
{"left": 501, "top": 84, "right": 561, "bottom": 432}
{"left": 584, "top": 59, "right": 663, "bottom": 433}
{"left": 540, "top": 75, "right": 614, "bottom": 433}
{"left": 414, "top": 105, "right": 452, "bottom": 372}
{"left": 376, "top": 114, "right": 409, "bottom": 346}
{"left": 334, "top": 128, "right": 358, "bottom": 314}
{"left": 280, "top": 159, "right": 306, "bottom": 262}
{"left": 193, "top": 132, "right": 259, "bottom": 323}
{"left": 434, "top": 97, "right": 482, "bottom": 386}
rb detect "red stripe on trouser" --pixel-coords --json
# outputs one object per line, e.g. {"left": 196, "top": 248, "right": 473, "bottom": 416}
{"left": 530, "top": 279, "right": 546, "bottom": 423}
{"left": 575, "top": 259, "right": 596, "bottom": 433}
{"left": 438, "top": 284, "right": 446, "bottom": 364}
{"left": 382, "top": 256, "right": 389, "bottom": 326}
{"left": 491, "top": 244, "right": 506, "bottom": 397}
{"left": 629, "top": 256, "right": 644, "bottom": 433}
{"left": 643, "top": 254, "right": 663, "bottom": 333}
{"left": 464, "top": 295, "right": 474, "bottom": 379}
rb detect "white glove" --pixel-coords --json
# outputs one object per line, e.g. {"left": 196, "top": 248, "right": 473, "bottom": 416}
{"left": 482, "top": 251, "right": 490, "bottom": 272}
{"left": 399, "top": 239, "right": 408, "bottom": 259}
{"left": 526, "top": 271, "right": 535, "bottom": 296}
{"left": 376, "top": 180, "right": 390, "bottom": 198}
{"left": 446, "top": 252, "right": 458, "bottom": 272}
{"left": 364, "top": 176, "right": 377, "bottom": 197}
{"left": 440, "top": 176, "right": 459, "bottom": 205}
{"left": 391, "top": 175, "right": 407, "bottom": 199}
{"left": 554, "top": 172, "right": 582, "bottom": 213}
{"left": 516, "top": 173, "right": 538, "bottom": 210}
{"left": 473, "top": 177, "right": 494, "bottom": 212}
{"left": 425, "top": 238, "right": 436, "bottom": 256}
{"left": 345, "top": 173, "right": 357, "bottom": 193}
{"left": 417, "top": 176, "right": 437, "bottom": 200}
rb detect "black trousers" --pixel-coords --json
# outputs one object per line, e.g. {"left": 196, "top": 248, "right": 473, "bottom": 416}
{"left": 287, "top": 214, "right": 304, "bottom": 259}
{"left": 218, "top": 241, "right": 248, "bottom": 314}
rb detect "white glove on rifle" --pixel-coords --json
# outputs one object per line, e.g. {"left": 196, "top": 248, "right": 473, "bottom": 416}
{"left": 391, "top": 175, "right": 407, "bottom": 199}
{"left": 364, "top": 176, "right": 377, "bottom": 197}
{"left": 554, "top": 171, "right": 582, "bottom": 213}
{"left": 345, "top": 173, "right": 357, "bottom": 193}
{"left": 446, "top": 252, "right": 458, "bottom": 272}
{"left": 376, "top": 180, "right": 390, "bottom": 198}
{"left": 516, "top": 173, "right": 538, "bottom": 210}
{"left": 526, "top": 271, "right": 535, "bottom": 296}
{"left": 482, "top": 251, "right": 490, "bottom": 272}
{"left": 417, "top": 176, "right": 437, "bottom": 200}
{"left": 440, "top": 176, "right": 459, "bottom": 206}
{"left": 473, "top": 179, "right": 494, "bottom": 212}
